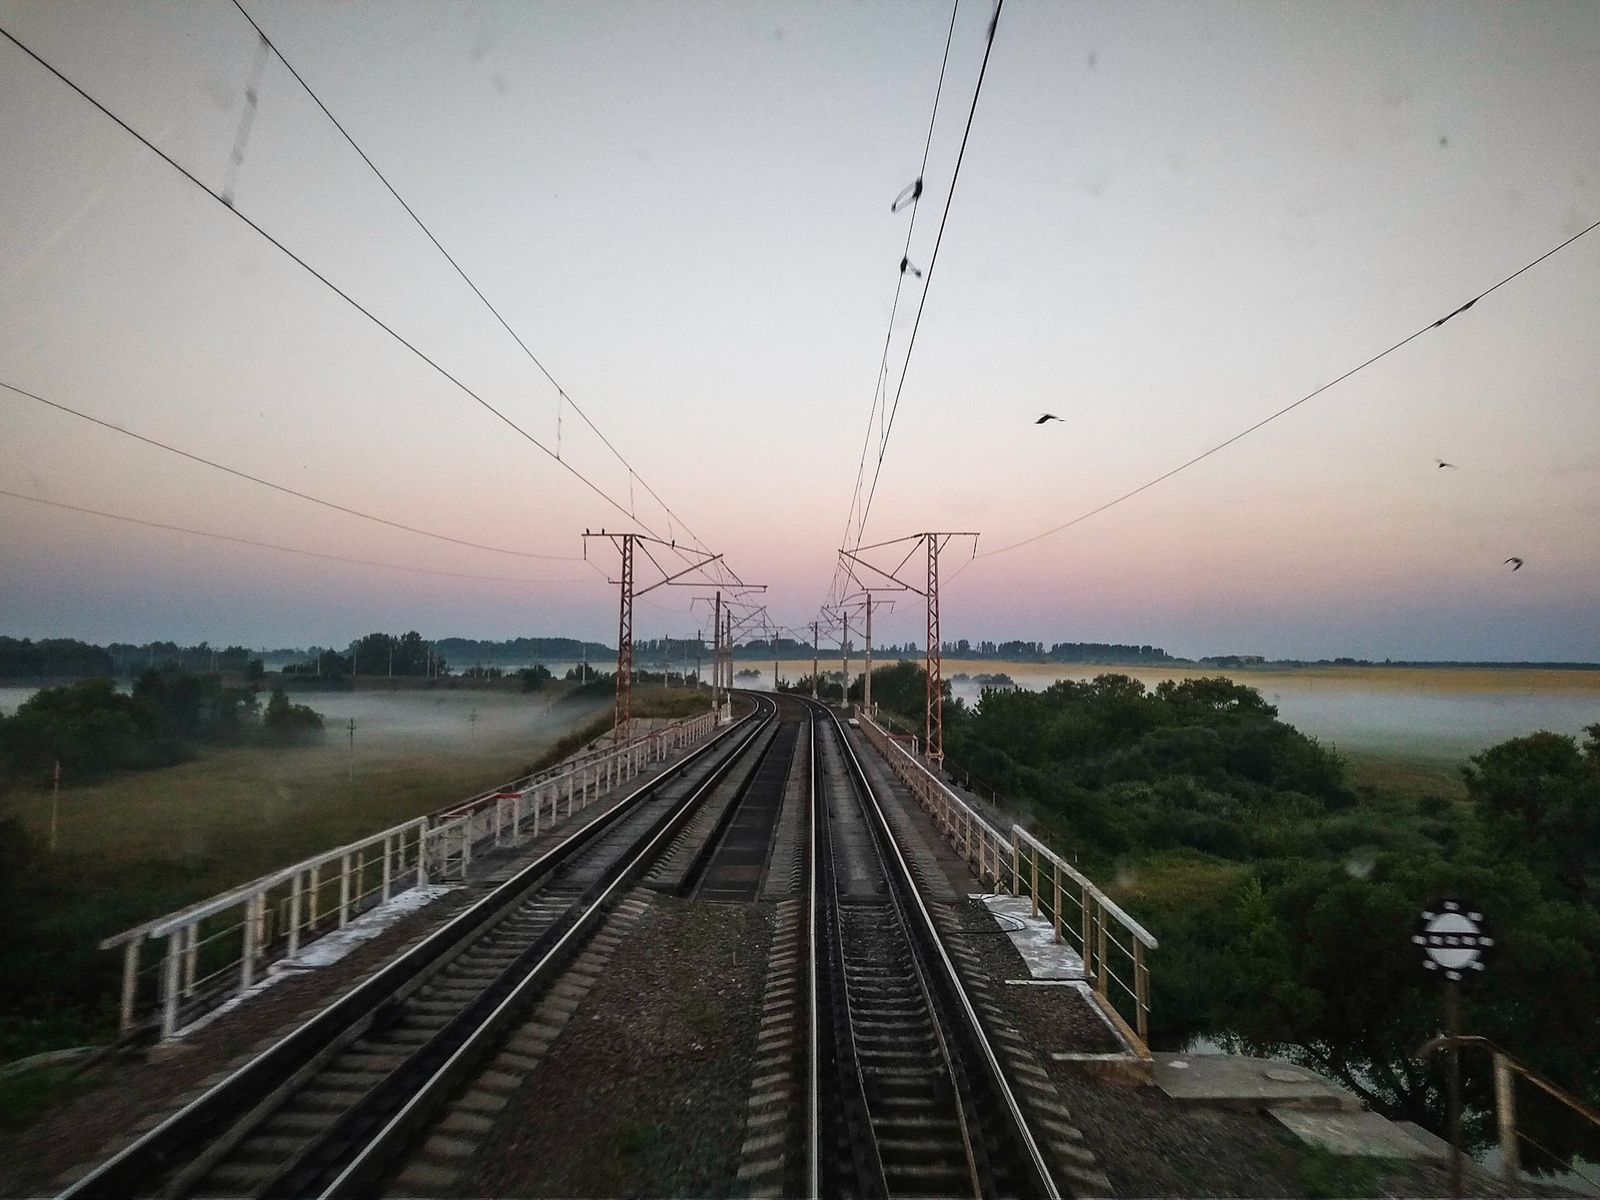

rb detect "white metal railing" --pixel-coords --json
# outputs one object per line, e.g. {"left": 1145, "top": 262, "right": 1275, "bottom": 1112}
{"left": 102, "top": 709, "right": 717, "bottom": 1039}
{"left": 855, "top": 711, "right": 1157, "bottom": 1047}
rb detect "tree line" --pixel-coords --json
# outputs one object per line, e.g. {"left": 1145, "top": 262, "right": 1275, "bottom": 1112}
{"left": 857, "top": 665, "right": 1600, "bottom": 1167}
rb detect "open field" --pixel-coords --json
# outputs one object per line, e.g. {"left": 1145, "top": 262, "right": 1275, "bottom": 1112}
{"left": 3, "top": 688, "right": 610, "bottom": 873}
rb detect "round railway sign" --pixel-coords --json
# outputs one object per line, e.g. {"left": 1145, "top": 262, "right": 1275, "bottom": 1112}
{"left": 1412, "top": 899, "right": 1493, "bottom": 982}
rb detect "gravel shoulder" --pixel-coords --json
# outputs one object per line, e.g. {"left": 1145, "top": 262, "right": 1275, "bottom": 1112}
{"left": 460, "top": 897, "right": 772, "bottom": 1198}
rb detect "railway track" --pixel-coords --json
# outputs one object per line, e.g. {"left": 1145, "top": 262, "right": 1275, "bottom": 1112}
{"left": 807, "top": 701, "right": 1060, "bottom": 1200}
{"left": 61, "top": 696, "right": 778, "bottom": 1200}
{"left": 690, "top": 695, "right": 803, "bottom": 901}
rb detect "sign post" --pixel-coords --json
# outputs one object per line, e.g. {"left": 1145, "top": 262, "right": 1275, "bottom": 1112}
{"left": 1413, "top": 899, "right": 1494, "bottom": 1198}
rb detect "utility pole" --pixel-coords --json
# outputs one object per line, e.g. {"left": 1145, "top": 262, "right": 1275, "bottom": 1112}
{"left": 712, "top": 590, "right": 723, "bottom": 713}
{"left": 50, "top": 760, "right": 60, "bottom": 853}
{"left": 840, "top": 531, "right": 977, "bottom": 768}
{"left": 840, "top": 611, "right": 850, "bottom": 710}
{"left": 346, "top": 718, "right": 356, "bottom": 783}
{"left": 388, "top": 641, "right": 394, "bottom": 678}
{"left": 586, "top": 531, "right": 726, "bottom": 742}
{"left": 811, "top": 622, "right": 819, "bottom": 700}
{"left": 864, "top": 593, "right": 874, "bottom": 715}
{"left": 616, "top": 535, "right": 634, "bottom": 741}
{"left": 926, "top": 536, "right": 941, "bottom": 763}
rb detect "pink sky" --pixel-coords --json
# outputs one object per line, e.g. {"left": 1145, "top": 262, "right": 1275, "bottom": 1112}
{"left": 1, "top": 0, "right": 1596, "bottom": 660}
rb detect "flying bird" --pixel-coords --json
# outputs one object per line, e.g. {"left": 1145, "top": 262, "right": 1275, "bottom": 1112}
{"left": 1435, "top": 459, "right": 1457, "bottom": 469}
{"left": 1036, "top": 413, "right": 1062, "bottom": 425}
{"left": 1505, "top": 557, "right": 1524, "bottom": 571}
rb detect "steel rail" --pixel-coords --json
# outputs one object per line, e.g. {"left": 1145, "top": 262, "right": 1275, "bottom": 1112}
{"left": 806, "top": 703, "right": 822, "bottom": 1200}
{"left": 318, "top": 696, "right": 778, "bottom": 1197}
{"left": 810, "top": 700, "right": 1061, "bottom": 1199}
{"left": 59, "top": 698, "right": 768, "bottom": 1200}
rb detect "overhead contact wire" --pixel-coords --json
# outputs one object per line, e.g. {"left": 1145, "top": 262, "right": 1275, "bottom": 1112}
{"left": 835, "top": 0, "right": 962, "bottom": 604}
{"left": 856, "top": 0, "right": 1005, "bottom": 554}
{"left": 0, "top": 24, "right": 664, "bottom": 545}
{"left": 0, "top": 489, "right": 582, "bottom": 584}
{"left": 1, "top": 379, "right": 580, "bottom": 560}
{"left": 229, "top": 0, "right": 718, "bottom": 561}
{"left": 975, "top": 210, "right": 1600, "bottom": 561}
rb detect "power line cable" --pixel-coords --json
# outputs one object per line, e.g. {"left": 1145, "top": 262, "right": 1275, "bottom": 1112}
{"left": 852, "top": 0, "right": 1004, "bottom": 554}
{"left": 227, "top": 0, "right": 718, "bottom": 563}
{"left": 0, "top": 487, "right": 583, "bottom": 584}
{"left": 0, "top": 24, "right": 667, "bottom": 546}
{"left": 970, "top": 210, "right": 1600, "bottom": 562}
{"left": 833, "top": 0, "right": 962, "bottom": 604}
{"left": 0, "top": 378, "right": 581, "bottom": 560}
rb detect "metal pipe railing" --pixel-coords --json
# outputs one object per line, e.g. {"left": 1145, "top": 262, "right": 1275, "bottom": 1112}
{"left": 855, "top": 712, "right": 1157, "bottom": 1047}
{"left": 101, "top": 709, "right": 717, "bottom": 1040}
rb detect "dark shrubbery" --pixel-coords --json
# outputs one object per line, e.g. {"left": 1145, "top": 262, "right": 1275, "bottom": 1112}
{"left": 0, "top": 670, "right": 325, "bottom": 785}
{"left": 262, "top": 687, "right": 325, "bottom": 741}
{"left": 935, "top": 671, "right": 1600, "bottom": 1161}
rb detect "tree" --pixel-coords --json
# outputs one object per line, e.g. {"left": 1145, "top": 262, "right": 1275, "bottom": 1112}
{"left": 262, "top": 687, "right": 324, "bottom": 740}
{"left": 1464, "top": 728, "right": 1600, "bottom": 903}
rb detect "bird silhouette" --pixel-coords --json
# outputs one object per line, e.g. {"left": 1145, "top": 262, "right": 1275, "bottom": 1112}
{"left": 1036, "top": 413, "right": 1062, "bottom": 425}
{"left": 1505, "top": 557, "right": 1524, "bottom": 571}
{"left": 1435, "top": 459, "right": 1457, "bottom": 469}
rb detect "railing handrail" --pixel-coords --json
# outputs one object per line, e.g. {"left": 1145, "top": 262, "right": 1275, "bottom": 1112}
{"left": 1012, "top": 825, "right": 1158, "bottom": 949}
{"left": 1420, "top": 1034, "right": 1600, "bottom": 1131}
{"left": 99, "top": 710, "right": 709, "bottom": 949}
{"left": 99, "top": 815, "right": 432, "bottom": 948}
{"left": 867, "top": 716, "right": 1011, "bottom": 848}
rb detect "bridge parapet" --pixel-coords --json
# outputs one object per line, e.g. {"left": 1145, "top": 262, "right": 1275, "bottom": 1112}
{"left": 101, "top": 709, "right": 717, "bottom": 1041}
{"left": 855, "top": 710, "right": 1156, "bottom": 1049}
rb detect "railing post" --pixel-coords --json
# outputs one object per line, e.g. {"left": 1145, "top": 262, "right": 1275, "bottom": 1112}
{"left": 1081, "top": 883, "right": 1091, "bottom": 965}
{"left": 1031, "top": 844, "right": 1040, "bottom": 918}
{"left": 288, "top": 871, "right": 303, "bottom": 957}
{"left": 1011, "top": 839, "right": 1021, "bottom": 896}
{"left": 382, "top": 836, "right": 393, "bottom": 902}
{"left": 417, "top": 822, "right": 430, "bottom": 887}
{"left": 120, "top": 935, "right": 143, "bottom": 1034}
{"left": 1495, "top": 1053, "right": 1519, "bottom": 1181}
{"left": 161, "top": 932, "right": 181, "bottom": 1039}
{"left": 354, "top": 850, "right": 365, "bottom": 914}
{"left": 182, "top": 921, "right": 199, "bottom": 997}
{"left": 1053, "top": 867, "right": 1063, "bottom": 944}
{"left": 1135, "top": 939, "right": 1149, "bottom": 1043}
{"left": 461, "top": 823, "right": 471, "bottom": 879}
{"left": 1096, "top": 904, "right": 1109, "bottom": 997}
{"left": 308, "top": 862, "right": 320, "bottom": 930}
{"left": 241, "top": 893, "right": 260, "bottom": 990}
{"left": 338, "top": 852, "right": 352, "bottom": 927}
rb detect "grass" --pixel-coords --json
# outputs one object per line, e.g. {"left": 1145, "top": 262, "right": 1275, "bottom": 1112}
{"left": 0, "top": 1059, "right": 104, "bottom": 1135}
{"left": 0, "top": 690, "right": 624, "bottom": 1065}
{"left": 1344, "top": 750, "right": 1470, "bottom": 804}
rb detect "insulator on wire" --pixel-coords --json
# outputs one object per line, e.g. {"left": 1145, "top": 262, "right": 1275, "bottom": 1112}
{"left": 891, "top": 177, "right": 923, "bottom": 213}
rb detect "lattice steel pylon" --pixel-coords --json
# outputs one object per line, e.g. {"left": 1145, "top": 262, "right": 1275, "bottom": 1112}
{"left": 839, "top": 531, "right": 977, "bottom": 766}
{"left": 616, "top": 533, "right": 634, "bottom": 740}
{"left": 584, "top": 531, "right": 726, "bottom": 743}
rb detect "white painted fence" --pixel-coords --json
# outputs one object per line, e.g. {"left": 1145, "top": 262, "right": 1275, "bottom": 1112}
{"left": 102, "top": 710, "right": 716, "bottom": 1039}
{"left": 855, "top": 711, "right": 1157, "bottom": 1047}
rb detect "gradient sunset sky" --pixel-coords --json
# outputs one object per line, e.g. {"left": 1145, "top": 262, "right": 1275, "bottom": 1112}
{"left": 1, "top": 0, "right": 1596, "bottom": 660}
